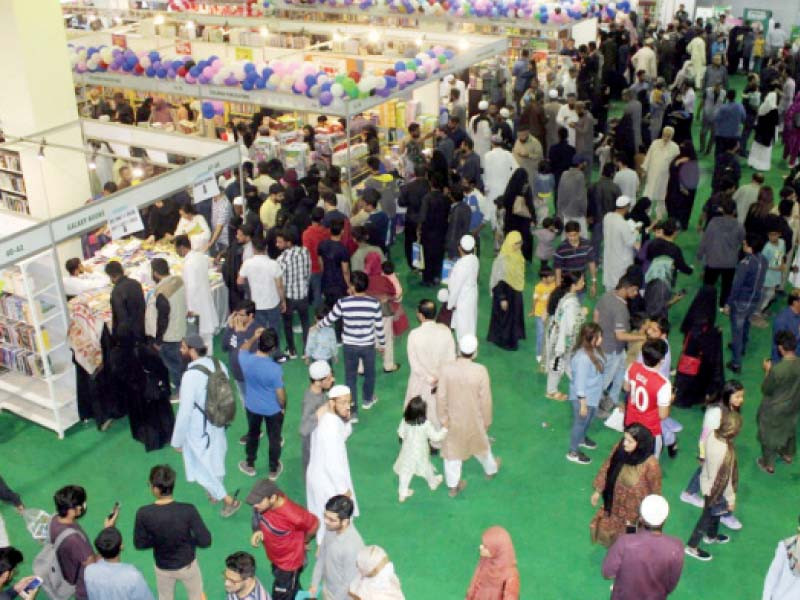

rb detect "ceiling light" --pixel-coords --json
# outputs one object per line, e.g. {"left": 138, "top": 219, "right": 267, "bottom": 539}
{"left": 367, "top": 31, "right": 380, "bottom": 43}
{"left": 458, "top": 40, "right": 469, "bottom": 51}
{"left": 88, "top": 155, "right": 97, "bottom": 170}
{"left": 185, "top": 20, "right": 195, "bottom": 30}
{"left": 38, "top": 141, "right": 46, "bottom": 160}
{"left": 132, "top": 166, "right": 144, "bottom": 179}
{"left": 415, "top": 37, "right": 423, "bottom": 47}
{"left": 260, "top": 26, "right": 269, "bottom": 37}
{"left": 153, "top": 15, "right": 165, "bottom": 26}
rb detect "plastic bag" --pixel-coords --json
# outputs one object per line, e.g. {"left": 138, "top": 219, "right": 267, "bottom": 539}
{"left": 23, "top": 508, "right": 51, "bottom": 541}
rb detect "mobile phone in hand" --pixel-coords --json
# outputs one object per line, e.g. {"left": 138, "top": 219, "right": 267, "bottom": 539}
{"left": 108, "top": 501, "right": 120, "bottom": 520}
{"left": 24, "top": 577, "right": 43, "bottom": 592}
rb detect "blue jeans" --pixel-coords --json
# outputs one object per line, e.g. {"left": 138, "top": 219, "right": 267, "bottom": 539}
{"left": 729, "top": 302, "right": 757, "bottom": 367}
{"left": 534, "top": 317, "right": 545, "bottom": 357}
{"left": 158, "top": 341, "right": 184, "bottom": 392}
{"left": 602, "top": 350, "right": 626, "bottom": 404}
{"left": 255, "top": 306, "right": 283, "bottom": 347}
{"left": 569, "top": 398, "right": 597, "bottom": 452}
{"left": 343, "top": 344, "right": 376, "bottom": 413}
{"left": 686, "top": 466, "right": 730, "bottom": 515}
{"left": 309, "top": 273, "right": 323, "bottom": 310}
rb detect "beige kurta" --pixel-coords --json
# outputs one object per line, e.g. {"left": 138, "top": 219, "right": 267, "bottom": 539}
{"left": 436, "top": 358, "right": 493, "bottom": 461}
{"left": 512, "top": 136, "right": 544, "bottom": 187}
{"left": 642, "top": 139, "right": 680, "bottom": 218}
{"left": 404, "top": 321, "right": 456, "bottom": 427}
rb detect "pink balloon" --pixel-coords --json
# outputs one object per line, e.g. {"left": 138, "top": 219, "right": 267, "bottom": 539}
{"left": 295, "top": 81, "right": 308, "bottom": 93}
{"left": 202, "top": 66, "right": 214, "bottom": 78}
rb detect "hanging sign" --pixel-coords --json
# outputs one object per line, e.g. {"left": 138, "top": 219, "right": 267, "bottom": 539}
{"left": 743, "top": 8, "right": 772, "bottom": 34}
{"left": 235, "top": 46, "right": 254, "bottom": 61}
{"left": 105, "top": 205, "right": 144, "bottom": 240}
{"left": 111, "top": 34, "right": 127, "bottom": 49}
{"left": 175, "top": 40, "right": 193, "bottom": 55}
{"left": 192, "top": 172, "right": 220, "bottom": 202}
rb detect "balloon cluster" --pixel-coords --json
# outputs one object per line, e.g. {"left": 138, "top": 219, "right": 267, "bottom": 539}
{"left": 274, "top": 0, "right": 630, "bottom": 22}
{"left": 68, "top": 43, "right": 456, "bottom": 107}
{"left": 200, "top": 101, "right": 225, "bottom": 119}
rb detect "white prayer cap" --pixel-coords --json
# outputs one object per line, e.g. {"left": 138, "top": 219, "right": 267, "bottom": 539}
{"left": 460, "top": 234, "right": 476, "bottom": 252}
{"left": 478, "top": 100, "right": 489, "bottom": 111}
{"left": 459, "top": 334, "right": 478, "bottom": 355}
{"left": 616, "top": 195, "right": 632, "bottom": 208}
{"left": 548, "top": 89, "right": 558, "bottom": 99}
{"left": 499, "top": 107, "right": 510, "bottom": 118}
{"left": 437, "top": 288, "right": 449, "bottom": 303}
{"left": 329, "top": 384, "right": 351, "bottom": 399}
{"left": 309, "top": 360, "right": 331, "bottom": 380}
{"left": 445, "top": 74, "right": 455, "bottom": 82}
{"left": 233, "top": 196, "right": 244, "bottom": 207}
{"left": 640, "top": 494, "right": 669, "bottom": 527}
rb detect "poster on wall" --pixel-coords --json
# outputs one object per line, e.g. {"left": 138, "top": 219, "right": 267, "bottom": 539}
{"left": 235, "top": 47, "right": 254, "bottom": 61}
{"left": 175, "top": 40, "right": 192, "bottom": 55}
{"left": 743, "top": 8, "right": 772, "bottom": 33}
{"left": 111, "top": 34, "right": 127, "bottom": 49}
{"left": 105, "top": 205, "right": 144, "bottom": 240}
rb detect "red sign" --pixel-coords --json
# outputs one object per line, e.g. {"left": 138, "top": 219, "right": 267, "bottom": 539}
{"left": 111, "top": 34, "right": 127, "bottom": 49}
{"left": 175, "top": 40, "right": 193, "bottom": 55}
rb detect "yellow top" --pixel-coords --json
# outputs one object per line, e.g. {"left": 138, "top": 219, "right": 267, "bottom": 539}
{"left": 532, "top": 280, "right": 556, "bottom": 317}
{"left": 259, "top": 198, "right": 280, "bottom": 229}
{"left": 753, "top": 38, "right": 765, "bottom": 57}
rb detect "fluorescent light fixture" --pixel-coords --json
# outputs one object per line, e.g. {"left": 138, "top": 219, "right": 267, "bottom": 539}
{"left": 88, "top": 154, "right": 97, "bottom": 170}
{"left": 37, "top": 141, "right": 46, "bottom": 160}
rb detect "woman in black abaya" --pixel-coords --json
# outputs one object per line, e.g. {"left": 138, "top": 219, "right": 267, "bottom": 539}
{"left": 502, "top": 168, "right": 536, "bottom": 262}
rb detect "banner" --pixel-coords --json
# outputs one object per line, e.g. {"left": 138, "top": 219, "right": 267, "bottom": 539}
{"left": 743, "top": 8, "right": 771, "bottom": 33}
{"left": 235, "top": 46, "right": 254, "bottom": 61}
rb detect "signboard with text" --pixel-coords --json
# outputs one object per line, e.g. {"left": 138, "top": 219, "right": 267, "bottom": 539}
{"left": 111, "top": 34, "right": 127, "bottom": 49}
{"left": 105, "top": 204, "right": 144, "bottom": 240}
{"left": 743, "top": 8, "right": 771, "bottom": 34}
{"left": 175, "top": 40, "right": 192, "bottom": 55}
{"left": 235, "top": 47, "right": 254, "bottom": 61}
{"left": 192, "top": 172, "right": 220, "bottom": 202}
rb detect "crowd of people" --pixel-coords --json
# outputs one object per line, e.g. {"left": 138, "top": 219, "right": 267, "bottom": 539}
{"left": 4, "top": 5, "right": 800, "bottom": 600}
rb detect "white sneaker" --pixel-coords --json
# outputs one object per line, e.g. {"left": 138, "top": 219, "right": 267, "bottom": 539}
{"left": 430, "top": 474, "right": 444, "bottom": 491}
{"left": 536, "top": 355, "right": 542, "bottom": 363}
{"left": 680, "top": 491, "right": 704, "bottom": 508}
{"left": 399, "top": 489, "right": 414, "bottom": 503}
{"left": 720, "top": 514, "right": 742, "bottom": 530}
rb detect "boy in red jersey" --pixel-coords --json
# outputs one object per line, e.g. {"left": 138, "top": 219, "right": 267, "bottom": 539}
{"left": 623, "top": 339, "right": 672, "bottom": 457}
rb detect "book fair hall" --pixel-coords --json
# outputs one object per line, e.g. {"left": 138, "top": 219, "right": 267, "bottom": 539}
{"left": 1, "top": 0, "right": 800, "bottom": 598}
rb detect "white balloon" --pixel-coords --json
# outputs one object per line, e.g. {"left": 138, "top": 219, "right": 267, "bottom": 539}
{"left": 331, "top": 83, "right": 344, "bottom": 97}
{"left": 140, "top": 56, "right": 151, "bottom": 69}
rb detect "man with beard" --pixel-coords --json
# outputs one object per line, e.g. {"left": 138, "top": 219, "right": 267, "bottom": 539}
{"left": 309, "top": 495, "right": 365, "bottom": 600}
{"left": 306, "top": 385, "right": 359, "bottom": 543}
{"left": 300, "top": 361, "right": 335, "bottom": 477}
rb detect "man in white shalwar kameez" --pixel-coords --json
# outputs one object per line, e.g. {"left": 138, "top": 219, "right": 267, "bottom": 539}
{"left": 602, "top": 196, "right": 640, "bottom": 291}
{"left": 176, "top": 234, "right": 219, "bottom": 350}
{"left": 404, "top": 299, "right": 456, "bottom": 428}
{"left": 447, "top": 235, "right": 479, "bottom": 341}
{"left": 171, "top": 335, "right": 241, "bottom": 517}
{"left": 306, "top": 385, "right": 358, "bottom": 544}
{"left": 687, "top": 35, "right": 706, "bottom": 90}
{"left": 642, "top": 127, "right": 681, "bottom": 220}
{"left": 483, "top": 135, "right": 518, "bottom": 204}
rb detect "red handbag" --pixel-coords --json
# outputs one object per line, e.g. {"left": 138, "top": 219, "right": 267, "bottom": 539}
{"left": 676, "top": 333, "right": 701, "bottom": 376}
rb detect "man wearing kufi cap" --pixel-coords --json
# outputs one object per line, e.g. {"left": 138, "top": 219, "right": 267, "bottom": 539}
{"left": 602, "top": 495, "right": 684, "bottom": 599}
{"left": 436, "top": 335, "right": 500, "bottom": 497}
{"left": 305, "top": 385, "right": 359, "bottom": 543}
{"left": 482, "top": 130, "right": 518, "bottom": 213}
{"left": 543, "top": 88, "right": 564, "bottom": 151}
{"left": 602, "top": 195, "right": 640, "bottom": 290}
{"left": 299, "top": 361, "right": 334, "bottom": 476}
{"left": 446, "top": 235, "right": 480, "bottom": 342}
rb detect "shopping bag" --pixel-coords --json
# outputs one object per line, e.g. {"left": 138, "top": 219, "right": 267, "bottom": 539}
{"left": 441, "top": 258, "right": 455, "bottom": 283}
{"left": 412, "top": 242, "right": 424, "bottom": 270}
{"left": 603, "top": 407, "right": 625, "bottom": 432}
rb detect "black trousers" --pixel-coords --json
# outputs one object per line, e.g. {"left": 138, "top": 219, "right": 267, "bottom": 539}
{"left": 688, "top": 496, "right": 721, "bottom": 548}
{"left": 281, "top": 297, "right": 309, "bottom": 355}
{"left": 404, "top": 222, "right": 418, "bottom": 270}
{"left": 421, "top": 237, "right": 445, "bottom": 284}
{"left": 245, "top": 409, "right": 284, "bottom": 472}
{"left": 704, "top": 267, "right": 735, "bottom": 307}
{"left": 271, "top": 564, "right": 303, "bottom": 600}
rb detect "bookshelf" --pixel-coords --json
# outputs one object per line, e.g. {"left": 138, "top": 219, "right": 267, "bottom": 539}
{"left": 0, "top": 150, "right": 30, "bottom": 215}
{"left": 0, "top": 249, "right": 78, "bottom": 438}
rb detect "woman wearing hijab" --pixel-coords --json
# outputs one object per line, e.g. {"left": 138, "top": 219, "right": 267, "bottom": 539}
{"left": 783, "top": 92, "right": 800, "bottom": 169}
{"left": 762, "top": 514, "right": 800, "bottom": 599}
{"left": 349, "top": 545, "right": 405, "bottom": 600}
{"left": 745, "top": 186, "right": 775, "bottom": 239}
{"left": 685, "top": 409, "right": 742, "bottom": 561}
{"left": 664, "top": 93, "right": 693, "bottom": 146}
{"left": 466, "top": 526, "right": 520, "bottom": 599}
{"left": 365, "top": 252, "right": 402, "bottom": 373}
{"left": 149, "top": 97, "right": 174, "bottom": 125}
{"left": 589, "top": 424, "right": 662, "bottom": 548}
{"left": 544, "top": 271, "right": 586, "bottom": 401}
{"left": 665, "top": 140, "right": 699, "bottom": 230}
{"left": 673, "top": 285, "right": 724, "bottom": 408}
{"left": 502, "top": 168, "right": 536, "bottom": 262}
{"left": 748, "top": 85, "right": 781, "bottom": 171}
{"left": 487, "top": 231, "right": 526, "bottom": 351}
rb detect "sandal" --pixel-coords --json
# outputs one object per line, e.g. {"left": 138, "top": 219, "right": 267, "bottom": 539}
{"left": 546, "top": 392, "right": 567, "bottom": 401}
{"left": 756, "top": 457, "right": 775, "bottom": 474}
{"left": 383, "top": 364, "right": 401, "bottom": 373}
{"left": 780, "top": 453, "right": 794, "bottom": 465}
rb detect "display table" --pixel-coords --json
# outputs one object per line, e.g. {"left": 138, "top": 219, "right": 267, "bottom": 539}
{"left": 68, "top": 238, "right": 227, "bottom": 376}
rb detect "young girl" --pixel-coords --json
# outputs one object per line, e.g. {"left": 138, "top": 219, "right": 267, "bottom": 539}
{"left": 566, "top": 323, "right": 605, "bottom": 465}
{"left": 680, "top": 380, "right": 744, "bottom": 531}
{"left": 528, "top": 265, "right": 556, "bottom": 364}
{"left": 393, "top": 396, "right": 447, "bottom": 502}
{"left": 532, "top": 217, "right": 561, "bottom": 267}
{"left": 304, "top": 306, "right": 338, "bottom": 366}
{"left": 532, "top": 159, "right": 555, "bottom": 220}
{"left": 545, "top": 271, "right": 587, "bottom": 400}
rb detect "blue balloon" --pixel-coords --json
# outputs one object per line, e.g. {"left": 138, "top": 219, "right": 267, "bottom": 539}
{"left": 320, "top": 82, "right": 332, "bottom": 92}
{"left": 262, "top": 67, "right": 274, "bottom": 80}
{"left": 243, "top": 80, "right": 254, "bottom": 91}
{"left": 172, "top": 60, "right": 183, "bottom": 70}
{"left": 244, "top": 63, "right": 256, "bottom": 74}
{"left": 125, "top": 56, "right": 138, "bottom": 68}
{"left": 304, "top": 74, "right": 317, "bottom": 87}
{"left": 201, "top": 102, "right": 215, "bottom": 119}
{"left": 385, "top": 75, "right": 396, "bottom": 88}
{"left": 444, "top": 49, "right": 454, "bottom": 59}
{"left": 394, "top": 61, "right": 406, "bottom": 71}
{"left": 255, "top": 77, "right": 267, "bottom": 89}
{"left": 148, "top": 51, "right": 160, "bottom": 62}
{"left": 146, "top": 67, "right": 156, "bottom": 77}
{"left": 427, "top": 50, "right": 436, "bottom": 58}
{"left": 208, "top": 55, "right": 219, "bottom": 62}
{"left": 189, "top": 66, "right": 201, "bottom": 77}
{"left": 414, "top": 58, "right": 422, "bottom": 66}
{"left": 156, "top": 67, "right": 168, "bottom": 78}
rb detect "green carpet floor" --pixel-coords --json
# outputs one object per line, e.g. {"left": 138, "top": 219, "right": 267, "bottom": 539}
{"left": 1, "top": 76, "right": 798, "bottom": 598}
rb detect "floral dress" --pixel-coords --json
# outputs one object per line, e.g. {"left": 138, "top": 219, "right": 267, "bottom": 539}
{"left": 393, "top": 420, "right": 448, "bottom": 482}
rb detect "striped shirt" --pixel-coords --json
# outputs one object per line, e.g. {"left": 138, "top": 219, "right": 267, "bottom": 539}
{"left": 225, "top": 578, "right": 269, "bottom": 600}
{"left": 277, "top": 245, "right": 311, "bottom": 300}
{"left": 553, "top": 238, "right": 596, "bottom": 274}
{"left": 320, "top": 295, "right": 385, "bottom": 347}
